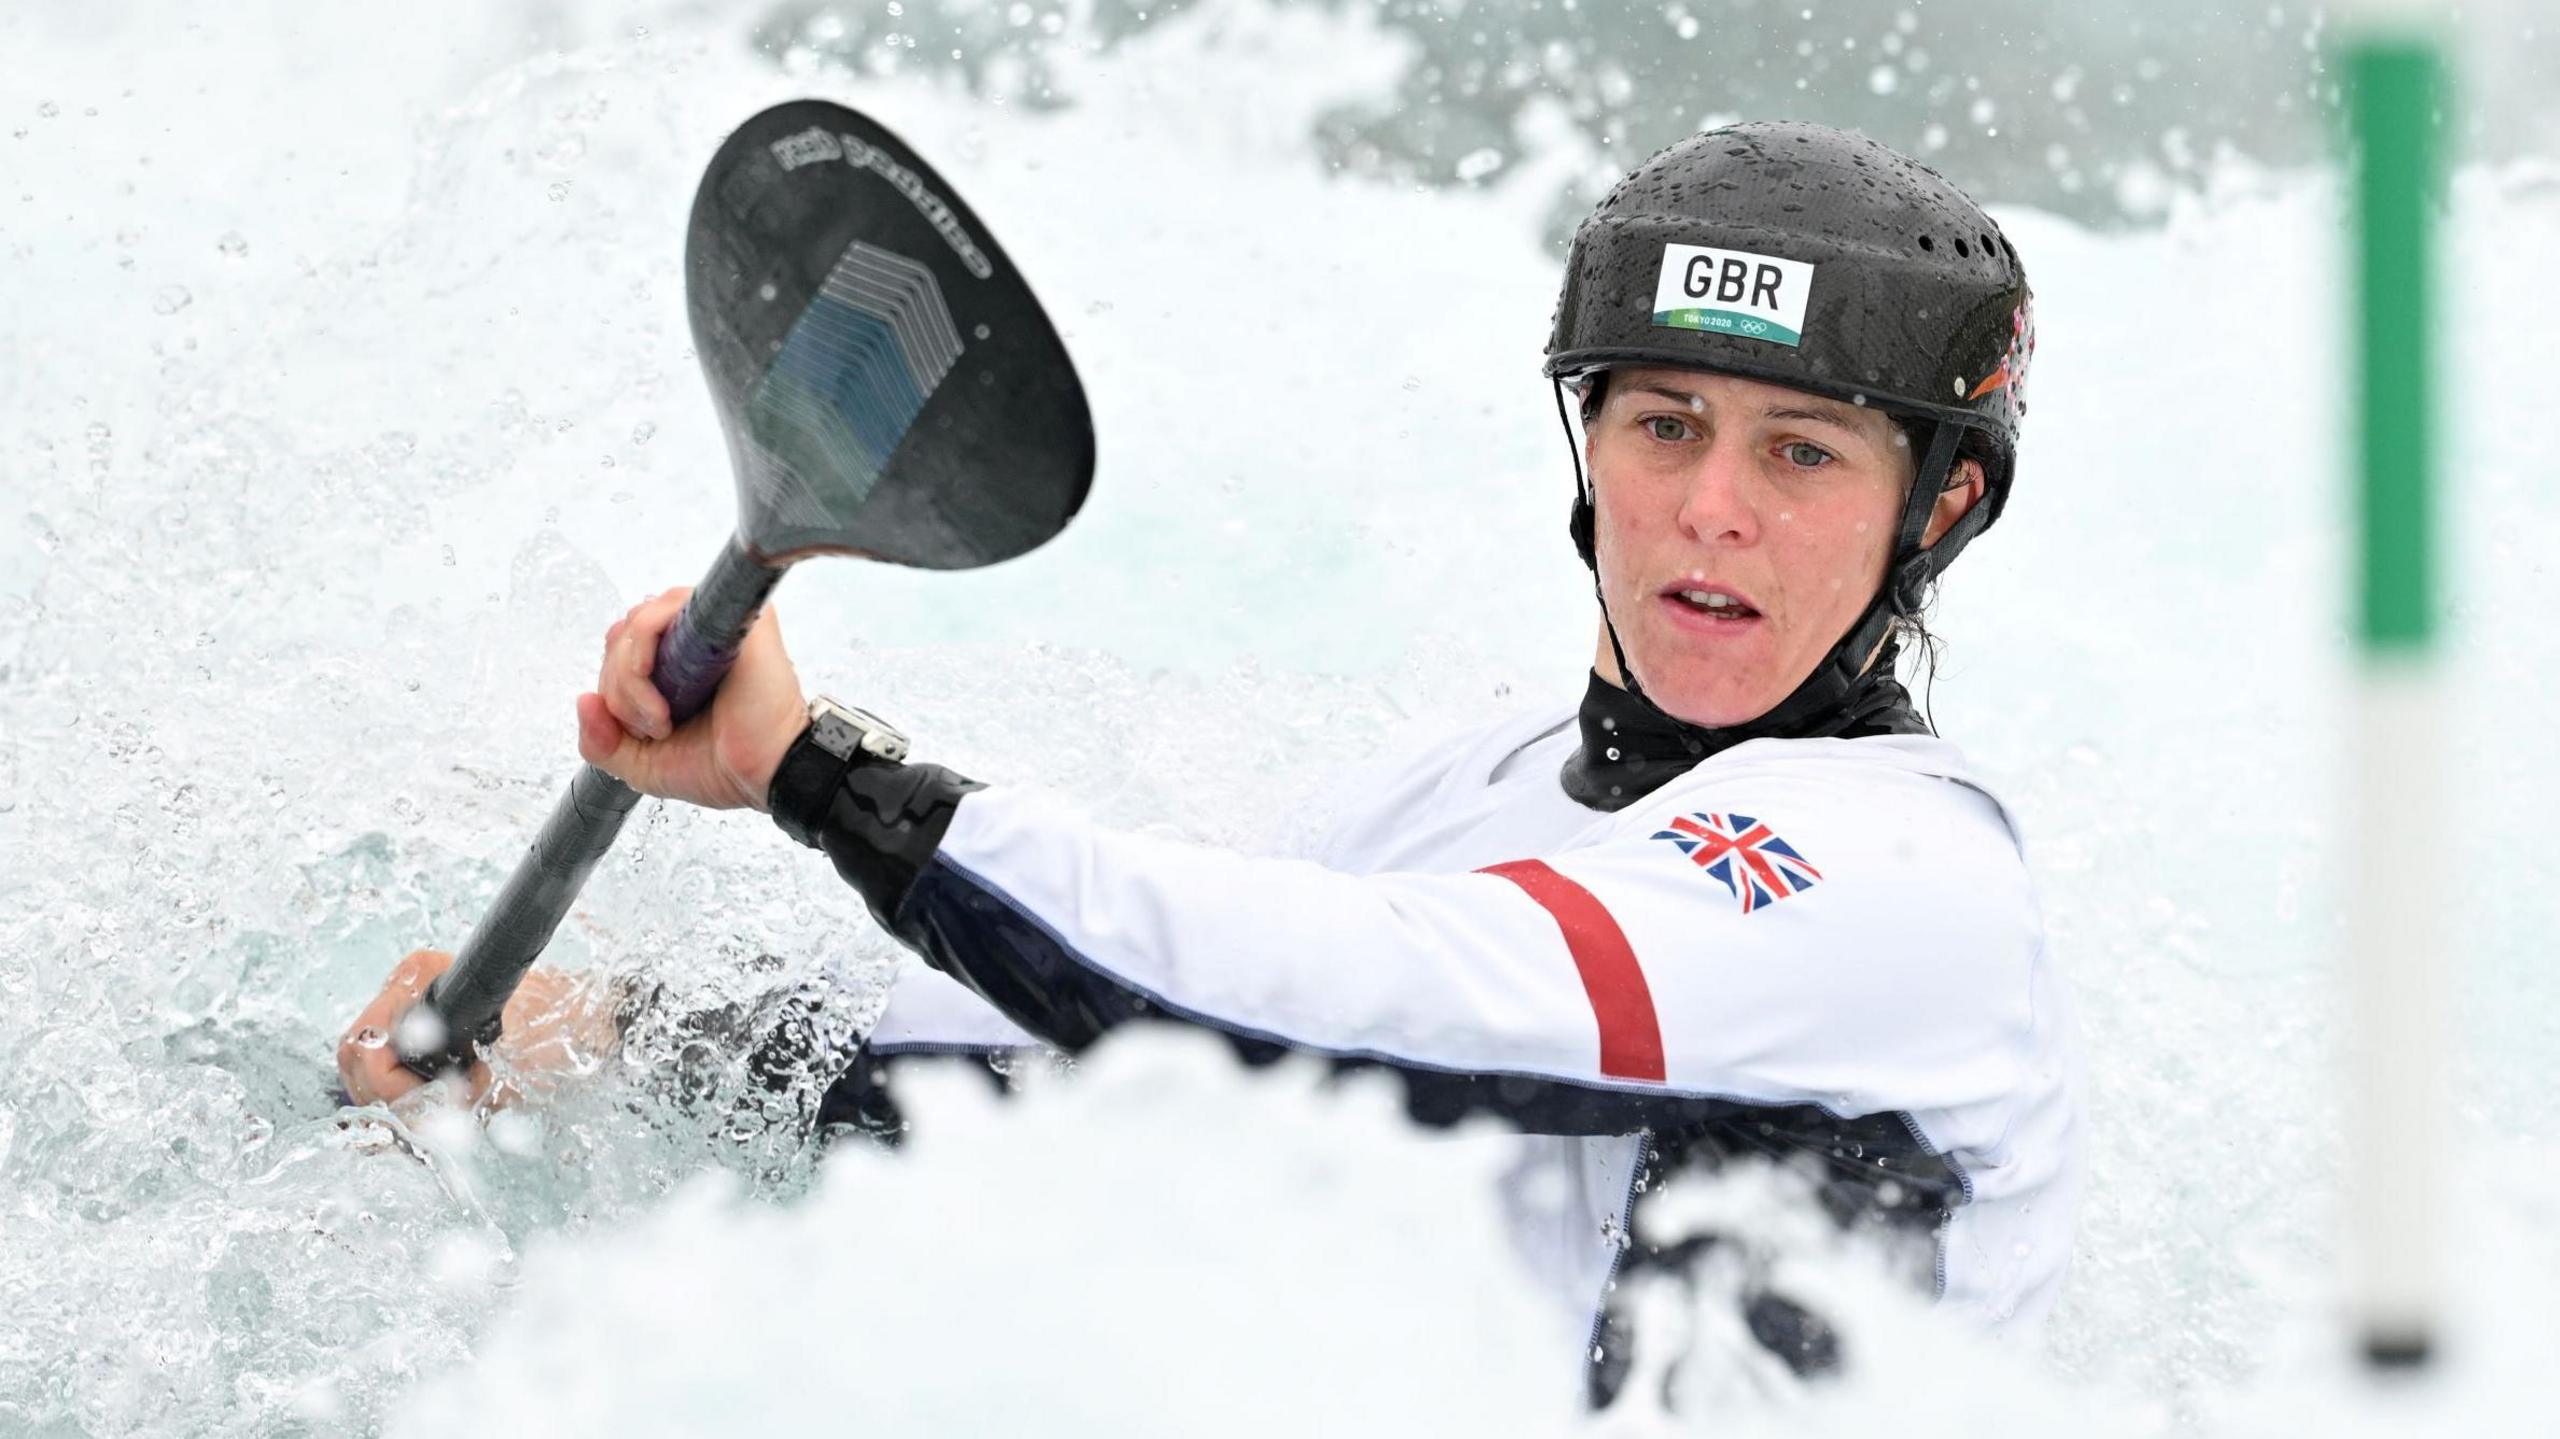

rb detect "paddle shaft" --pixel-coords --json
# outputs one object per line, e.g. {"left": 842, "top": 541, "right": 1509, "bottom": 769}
{"left": 395, "top": 534, "right": 785, "bottom": 1075}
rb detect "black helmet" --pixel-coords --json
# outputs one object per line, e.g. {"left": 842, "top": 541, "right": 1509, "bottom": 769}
{"left": 1549, "top": 120, "right": 2032, "bottom": 541}
{"left": 1545, "top": 121, "right": 2033, "bottom": 732}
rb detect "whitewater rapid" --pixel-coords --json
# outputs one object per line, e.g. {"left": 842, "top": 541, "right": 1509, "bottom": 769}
{"left": 2, "top": 2, "right": 2555, "bottom": 1433}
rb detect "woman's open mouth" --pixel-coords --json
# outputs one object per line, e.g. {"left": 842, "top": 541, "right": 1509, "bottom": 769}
{"left": 1657, "top": 583, "right": 1764, "bottom": 634}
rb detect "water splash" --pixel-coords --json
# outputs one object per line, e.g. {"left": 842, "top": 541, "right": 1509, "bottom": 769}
{"left": 2, "top": 1, "right": 2557, "bottom": 1434}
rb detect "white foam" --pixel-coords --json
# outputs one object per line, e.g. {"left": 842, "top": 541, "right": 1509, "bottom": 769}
{"left": 1, "top": 1, "right": 2556, "bottom": 1433}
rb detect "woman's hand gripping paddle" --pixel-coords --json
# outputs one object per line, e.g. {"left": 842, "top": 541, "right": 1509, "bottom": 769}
{"left": 380, "top": 100, "right": 1093, "bottom": 1084}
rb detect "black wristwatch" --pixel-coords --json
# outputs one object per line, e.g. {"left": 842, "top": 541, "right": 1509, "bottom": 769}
{"left": 767, "top": 695, "right": 911, "bottom": 849}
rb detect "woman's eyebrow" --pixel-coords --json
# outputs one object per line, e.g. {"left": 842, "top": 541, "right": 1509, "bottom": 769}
{"left": 1617, "top": 388, "right": 1876, "bottom": 439}
{"left": 1625, "top": 381, "right": 1704, "bottom": 406}
{"left": 1760, "top": 402, "right": 1870, "bottom": 434}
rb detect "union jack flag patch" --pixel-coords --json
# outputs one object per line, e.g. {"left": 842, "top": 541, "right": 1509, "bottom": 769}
{"left": 1650, "top": 812, "right": 1823, "bottom": 914}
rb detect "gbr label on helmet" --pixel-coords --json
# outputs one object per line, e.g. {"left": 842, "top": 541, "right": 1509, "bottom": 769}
{"left": 1648, "top": 244, "right": 1815, "bottom": 348}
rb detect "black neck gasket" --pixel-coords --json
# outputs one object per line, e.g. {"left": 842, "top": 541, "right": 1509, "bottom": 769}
{"left": 1558, "top": 666, "right": 1926, "bottom": 812}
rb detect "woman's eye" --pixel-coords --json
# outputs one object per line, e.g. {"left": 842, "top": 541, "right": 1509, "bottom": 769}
{"left": 1643, "top": 416, "right": 1690, "bottom": 442}
{"left": 1781, "top": 441, "right": 1834, "bottom": 468}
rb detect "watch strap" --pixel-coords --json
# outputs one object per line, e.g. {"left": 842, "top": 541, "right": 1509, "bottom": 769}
{"left": 767, "top": 720, "right": 857, "bottom": 850}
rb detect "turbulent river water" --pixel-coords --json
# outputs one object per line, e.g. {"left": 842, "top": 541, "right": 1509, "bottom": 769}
{"left": 2, "top": 2, "right": 2556, "bottom": 1434}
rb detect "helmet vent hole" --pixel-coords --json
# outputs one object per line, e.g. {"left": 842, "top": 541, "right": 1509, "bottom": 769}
{"left": 1917, "top": 234, "right": 1935, "bottom": 252}
{"left": 1953, "top": 237, "right": 1970, "bottom": 257}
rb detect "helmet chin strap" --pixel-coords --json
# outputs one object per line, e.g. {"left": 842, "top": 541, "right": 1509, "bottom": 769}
{"left": 1552, "top": 379, "right": 1966, "bottom": 743}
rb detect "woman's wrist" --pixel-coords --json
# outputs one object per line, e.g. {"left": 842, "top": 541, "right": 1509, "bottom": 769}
{"left": 740, "top": 703, "right": 810, "bottom": 813}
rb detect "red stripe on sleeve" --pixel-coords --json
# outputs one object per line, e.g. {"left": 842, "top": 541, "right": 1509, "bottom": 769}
{"left": 1479, "top": 859, "right": 1667, "bottom": 1083}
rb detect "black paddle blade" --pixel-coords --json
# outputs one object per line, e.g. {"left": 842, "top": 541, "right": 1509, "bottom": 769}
{"left": 686, "top": 100, "right": 1093, "bottom": 568}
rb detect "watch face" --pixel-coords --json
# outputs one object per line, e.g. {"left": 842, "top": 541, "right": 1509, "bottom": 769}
{"left": 809, "top": 698, "right": 910, "bottom": 764}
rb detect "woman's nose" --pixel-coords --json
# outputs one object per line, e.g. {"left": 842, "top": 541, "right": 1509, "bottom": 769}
{"left": 1674, "top": 440, "right": 1760, "bottom": 546}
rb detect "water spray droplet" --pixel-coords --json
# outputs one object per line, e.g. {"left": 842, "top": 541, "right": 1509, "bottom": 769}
{"left": 393, "top": 1006, "right": 447, "bottom": 1057}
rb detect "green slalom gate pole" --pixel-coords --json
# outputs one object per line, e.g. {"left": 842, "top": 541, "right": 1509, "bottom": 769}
{"left": 2340, "top": 0, "right": 2449, "bottom": 1371}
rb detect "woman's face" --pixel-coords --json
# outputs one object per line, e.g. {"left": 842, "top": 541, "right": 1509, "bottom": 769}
{"left": 1585, "top": 367, "right": 1974, "bottom": 729}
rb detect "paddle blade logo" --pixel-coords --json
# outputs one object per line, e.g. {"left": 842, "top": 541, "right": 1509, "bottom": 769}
{"left": 1649, "top": 812, "right": 1823, "bottom": 914}
{"left": 1649, "top": 244, "right": 1816, "bottom": 348}
{"left": 767, "top": 126, "right": 995, "bottom": 280}
{"left": 743, "top": 241, "right": 965, "bottom": 531}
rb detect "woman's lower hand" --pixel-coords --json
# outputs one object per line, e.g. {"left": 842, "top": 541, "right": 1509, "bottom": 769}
{"left": 335, "top": 949, "right": 623, "bottom": 1111}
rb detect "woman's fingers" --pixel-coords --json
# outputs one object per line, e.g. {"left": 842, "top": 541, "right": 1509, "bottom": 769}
{"left": 597, "top": 607, "right": 642, "bottom": 732}
{"left": 607, "top": 607, "right": 656, "bottom": 735}
{"left": 574, "top": 691, "right": 625, "bottom": 771}
{"left": 600, "top": 589, "right": 688, "bottom": 739}
{"left": 337, "top": 949, "right": 451, "bottom": 1106}
{"left": 611, "top": 631, "right": 668, "bottom": 739}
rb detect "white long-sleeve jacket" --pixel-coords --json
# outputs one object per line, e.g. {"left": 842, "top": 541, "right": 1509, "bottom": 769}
{"left": 843, "top": 695, "right": 2083, "bottom": 1387}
